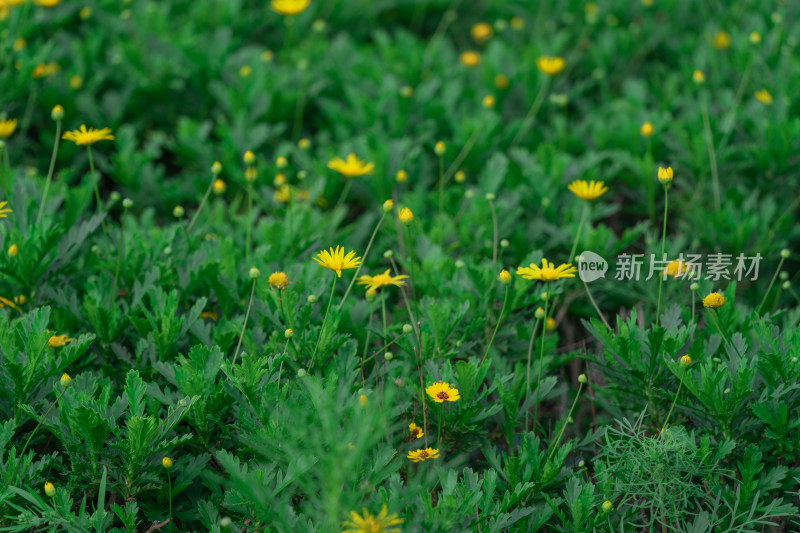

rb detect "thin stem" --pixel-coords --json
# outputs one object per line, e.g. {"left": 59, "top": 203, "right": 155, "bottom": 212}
{"left": 381, "top": 296, "right": 387, "bottom": 339}
{"left": 510, "top": 78, "right": 550, "bottom": 148}
{"left": 691, "top": 292, "right": 696, "bottom": 323}
{"left": 756, "top": 256, "right": 786, "bottom": 314}
{"left": 113, "top": 206, "right": 127, "bottom": 298}
{"left": 706, "top": 309, "right": 733, "bottom": 352}
{"left": 547, "top": 382, "right": 584, "bottom": 459}
{"left": 533, "top": 295, "right": 550, "bottom": 428}
{"left": 568, "top": 202, "right": 589, "bottom": 265}
{"left": 488, "top": 198, "right": 499, "bottom": 265}
{"left": 655, "top": 186, "right": 668, "bottom": 326}
{"left": 582, "top": 280, "right": 611, "bottom": 330}
{"left": 661, "top": 370, "right": 685, "bottom": 432}
{"left": 167, "top": 469, "right": 173, "bottom": 533}
{"left": 361, "top": 306, "right": 373, "bottom": 388}
{"left": 36, "top": 119, "right": 61, "bottom": 226}
{"left": 701, "top": 105, "right": 721, "bottom": 210}
{"left": 186, "top": 177, "right": 215, "bottom": 233}
{"left": 479, "top": 286, "right": 509, "bottom": 367}
{"left": 12, "top": 387, "right": 67, "bottom": 485}
{"left": 311, "top": 276, "right": 338, "bottom": 362}
{"left": 332, "top": 179, "right": 352, "bottom": 214}
{"left": 438, "top": 155, "right": 445, "bottom": 244}
{"left": 232, "top": 278, "right": 257, "bottom": 366}
{"left": 339, "top": 213, "right": 385, "bottom": 309}
{"left": 437, "top": 404, "right": 444, "bottom": 445}
{"left": 245, "top": 179, "right": 253, "bottom": 267}
{"left": 524, "top": 317, "right": 541, "bottom": 429}
{"left": 87, "top": 146, "right": 102, "bottom": 211}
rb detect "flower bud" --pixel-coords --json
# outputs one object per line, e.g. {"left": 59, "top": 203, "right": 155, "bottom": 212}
{"left": 535, "top": 307, "right": 546, "bottom": 320}
{"left": 384, "top": 351, "right": 393, "bottom": 361}
{"left": 402, "top": 324, "right": 413, "bottom": 334}
{"left": 8, "top": 243, "right": 18, "bottom": 257}
{"left": 485, "top": 192, "right": 496, "bottom": 201}
{"left": 60, "top": 373, "right": 72, "bottom": 388}
{"left": 602, "top": 500, "right": 613, "bottom": 513}
{"left": 657, "top": 166, "right": 673, "bottom": 185}
{"left": 578, "top": 374, "right": 587, "bottom": 384}
{"left": 382, "top": 199, "right": 394, "bottom": 213}
{"left": 690, "top": 282, "right": 699, "bottom": 291}
{"left": 498, "top": 270, "right": 511, "bottom": 285}
{"left": 249, "top": 266, "right": 260, "bottom": 279}
{"left": 640, "top": 121, "right": 654, "bottom": 137}
{"left": 359, "top": 394, "right": 368, "bottom": 407}
{"left": 692, "top": 69, "right": 705, "bottom": 83}
{"left": 298, "top": 138, "right": 311, "bottom": 149}
{"left": 399, "top": 207, "right": 414, "bottom": 225}
{"left": 383, "top": 250, "right": 393, "bottom": 259}
{"left": 578, "top": 460, "right": 585, "bottom": 468}
{"left": 482, "top": 95, "right": 495, "bottom": 108}
{"left": 365, "top": 288, "right": 377, "bottom": 302}
{"left": 285, "top": 328, "right": 294, "bottom": 338}
{"left": 780, "top": 271, "right": 788, "bottom": 281}
{"left": 122, "top": 198, "right": 133, "bottom": 209}
{"left": 782, "top": 281, "right": 791, "bottom": 290}
{"left": 213, "top": 178, "right": 226, "bottom": 195}
{"left": 455, "top": 170, "right": 466, "bottom": 183}
{"left": 211, "top": 161, "right": 223, "bottom": 175}
{"left": 220, "top": 517, "right": 232, "bottom": 529}
{"left": 297, "top": 368, "right": 307, "bottom": 377}
{"left": 243, "top": 150, "right": 255, "bottom": 165}
{"left": 455, "top": 260, "right": 465, "bottom": 269}
{"left": 434, "top": 141, "right": 446, "bottom": 156}
{"left": 680, "top": 355, "right": 692, "bottom": 368}
{"left": 173, "top": 205, "right": 184, "bottom": 218}
{"left": 395, "top": 170, "right": 408, "bottom": 182}
{"left": 110, "top": 191, "right": 121, "bottom": 203}
{"left": 51, "top": 105, "right": 64, "bottom": 121}
{"left": 44, "top": 482, "right": 56, "bottom": 497}
{"left": 500, "top": 239, "right": 509, "bottom": 248}
{"left": 162, "top": 457, "right": 173, "bottom": 469}
{"left": 276, "top": 156, "right": 287, "bottom": 168}
{"left": 780, "top": 249, "right": 790, "bottom": 259}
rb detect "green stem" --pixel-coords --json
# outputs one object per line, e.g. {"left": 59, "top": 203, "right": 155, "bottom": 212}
{"left": 87, "top": 146, "right": 102, "bottom": 212}
{"left": 339, "top": 213, "right": 385, "bottom": 309}
{"left": 701, "top": 105, "right": 721, "bottom": 210}
{"left": 12, "top": 387, "right": 67, "bottom": 485}
{"left": 232, "top": 278, "right": 257, "bottom": 366}
{"left": 488, "top": 198, "right": 499, "bottom": 264}
{"left": 36, "top": 120, "right": 61, "bottom": 226}
{"left": 381, "top": 296, "right": 387, "bottom": 339}
{"left": 311, "top": 275, "right": 338, "bottom": 362}
{"left": 479, "top": 286, "right": 509, "bottom": 367}
{"left": 524, "top": 317, "right": 540, "bottom": 430}
{"left": 167, "top": 469, "right": 173, "bottom": 533}
{"left": 510, "top": 78, "right": 550, "bottom": 148}
{"left": 568, "top": 202, "right": 589, "bottom": 265}
{"left": 582, "top": 280, "right": 611, "bottom": 330}
{"left": 707, "top": 308, "right": 733, "bottom": 352}
{"left": 661, "top": 370, "right": 685, "bottom": 432}
{"left": 113, "top": 206, "right": 127, "bottom": 298}
{"left": 547, "top": 382, "right": 584, "bottom": 459}
{"left": 756, "top": 256, "right": 786, "bottom": 314}
{"left": 332, "top": 179, "right": 352, "bottom": 214}
{"left": 533, "top": 295, "right": 550, "bottom": 428}
{"left": 186, "top": 176, "right": 215, "bottom": 233}
{"left": 655, "top": 186, "right": 668, "bottom": 326}
{"left": 245, "top": 179, "right": 253, "bottom": 267}
{"left": 438, "top": 154, "right": 445, "bottom": 244}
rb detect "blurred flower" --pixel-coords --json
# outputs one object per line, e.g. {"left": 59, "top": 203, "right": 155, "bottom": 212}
{"left": 34, "top": 0, "right": 60, "bottom": 6}
{"left": 276, "top": 156, "right": 288, "bottom": 168}
{"left": 51, "top": 105, "right": 64, "bottom": 121}
{"left": 359, "top": 394, "right": 368, "bottom": 406}
{"left": 327, "top": 153, "right": 374, "bottom": 177}
{"left": 518, "top": 259, "right": 577, "bottom": 282}
{"left": 44, "top": 482, "right": 56, "bottom": 497}
{"left": 409, "top": 422, "right": 424, "bottom": 439}
{"left": 498, "top": 269, "right": 511, "bottom": 285}
{"left": 270, "top": 0, "right": 310, "bottom": 16}
{"left": 657, "top": 166, "right": 673, "bottom": 185}
{"left": 407, "top": 447, "right": 440, "bottom": 462}
{"left": 426, "top": 381, "right": 460, "bottom": 403}
{"left": 269, "top": 272, "right": 290, "bottom": 289}
{"left": 663, "top": 260, "right": 690, "bottom": 278}
{"left": 162, "top": 457, "right": 173, "bottom": 469}
{"left": 245, "top": 167, "right": 258, "bottom": 182}
{"left": 495, "top": 73, "right": 509, "bottom": 89}
{"left": 32, "top": 62, "right": 59, "bottom": 78}
{"left": 510, "top": 16, "right": 525, "bottom": 30}
{"left": 568, "top": 180, "right": 608, "bottom": 201}
{"left": 357, "top": 269, "right": 408, "bottom": 291}
{"left": 212, "top": 179, "right": 226, "bottom": 194}
{"left": 0, "top": 119, "right": 17, "bottom": 139}
{"left": 460, "top": 51, "right": 481, "bottom": 67}
{"left": 13, "top": 38, "right": 25, "bottom": 50}
{"left": 482, "top": 95, "right": 495, "bottom": 108}
{"left": 749, "top": 31, "right": 761, "bottom": 44}
{"left": 249, "top": 266, "right": 260, "bottom": 279}
{"left": 711, "top": 30, "right": 731, "bottom": 50}
{"left": 398, "top": 207, "right": 413, "bottom": 225}
{"left": 754, "top": 89, "right": 772, "bottom": 105}
{"left": 200, "top": 311, "right": 218, "bottom": 321}
{"left": 239, "top": 65, "right": 252, "bottom": 78}
{"left": 243, "top": 150, "right": 255, "bottom": 165}
{"left": 702, "top": 292, "right": 725, "bottom": 308}
{"left": 8, "top": 243, "right": 17, "bottom": 257}
{"left": 640, "top": 121, "right": 654, "bottom": 137}
{"left": 536, "top": 56, "right": 565, "bottom": 76}
{"left": 470, "top": 22, "right": 493, "bottom": 43}
{"left": 692, "top": 69, "right": 705, "bottom": 84}
{"left": 260, "top": 50, "right": 274, "bottom": 62}
{"left": 79, "top": 5, "right": 90, "bottom": 18}
{"left": 400, "top": 85, "right": 414, "bottom": 98}
{"left": 382, "top": 199, "right": 393, "bottom": 213}
{"left": 343, "top": 504, "right": 403, "bottom": 533}
{"left": 48, "top": 334, "right": 72, "bottom": 347}
{"left": 434, "top": 141, "right": 446, "bottom": 155}
{"left": 395, "top": 170, "right": 408, "bottom": 183}
{"left": 70, "top": 75, "right": 83, "bottom": 89}
{"left": 62, "top": 125, "right": 114, "bottom": 145}
{"left": 454, "top": 170, "right": 466, "bottom": 183}
{"left": 313, "top": 246, "right": 362, "bottom": 277}
{"left": 298, "top": 137, "right": 311, "bottom": 149}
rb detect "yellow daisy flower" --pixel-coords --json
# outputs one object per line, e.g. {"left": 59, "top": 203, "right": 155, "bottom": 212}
{"left": 567, "top": 180, "right": 608, "bottom": 201}
{"left": 754, "top": 89, "right": 772, "bottom": 105}
{"left": 0, "top": 201, "right": 12, "bottom": 218}
{"left": 460, "top": 51, "right": 481, "bottom": 67}
{"left": 711, "top": 30, "right": 731, "bottom": 50}
{"left": 48, "top": 334, "right": 72, "bottom": 348}
{"left": 536, "top": 56, "right": 565, "bottom": 76}
{"left": 702, "top": 292, "right": 725, "bottom": 308}
{"left": 357, "top": 269, "right": 408, "bottom": 291}
{"left": 62, "top": 125, "right": 115, "bottom": 146}
{"left": 425, "top": 381, "right": 460, "bottom": 403}
{"left": 327, "top": 153, "right": 374, "bottom": 178}
{"left": 409, "top": 423, "right": 424, "bottom": 439}
{"left": 407, "top": 447, "right": 440, "bottom": 462}
{"left": 662, "top": 260, "right": 691, "bottom": 278}
{"left": 269, "top": 271, "right": 290, "bottom": 290}
{"left": 0, "top": 119, "right": 17, "bottom": 139}
{"left": 313, "top": 246, "right": 362, "bottom": 277}
{"left": 517, "top": 259, "right": 577, "bottom": 282}
{"left": 270, "top": 0, "right": 310, "bottom": 16}
{"left": 343, "top": 504, "right": 403, "bottom": 533}
{"left": 470, "top": 22, "right": 493, "bottom": 43}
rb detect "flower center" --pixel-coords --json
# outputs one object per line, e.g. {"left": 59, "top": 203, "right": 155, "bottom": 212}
{"left": 436, "top": 391, "right": 449, "bottom": 400}
{"left": 419, "top": 450, "right": 429, "bottom": 459}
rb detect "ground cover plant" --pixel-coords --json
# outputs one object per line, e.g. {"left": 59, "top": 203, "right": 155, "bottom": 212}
{"left": 1, "top": 0, "right": 800, "bottom": 531}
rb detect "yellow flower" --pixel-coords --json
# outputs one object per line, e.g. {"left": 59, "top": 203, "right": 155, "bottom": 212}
{"left": 343, "top": 504, "right": 403, "bottom": 533}
{"left": 359, "top": 394, "right": 368, "bottom": 407}
{"left": 395, "top": 170, "right": 408, "bottom": 183}
{"left": 749, "top": 31, "right": 761, "bottom": 44}
{"left": 460, "top": 51, "right": 481, "bottom": 67}
{"left": 13, "top": 38, "right": 26, "bottom": 50}
{"left": 425, "top": 380, "right": 460, "bottom": 403}
{"left": 470, "top": 22, "right": 493, "bottom": 43}
{"left": 510, "top": 16, "right": 525, "bottom": 30}
{"left": 568, "top": 180, "right": 608, "bottom": 201}
{"left": 245, "top": 167, "right": 258, "bottom": 182}
{"left": 702, "top": 292, "right": 725, "bottom": 308}
{"left": 398, "top": 207, "right": 413, "bottom": 225}
{"left": 692, "top": 69, "right": 705, "bottom": 84}
{"left": 434, "top": 141, "right": 446, "bottom": 156}
{"left": 8, "top": 243, "right": 18, "bottom": 257}
{"left": 454, "top": 170, "right": 466, "bottom": 183}
{"left": 517, "top": 258, "right": 577, "bottom": 282}
{"left": 357, "top": 269, "right": 408, "bottom": 291}
{"left": 269, "top": 271, "right": 290, "bottom": 290}
{"left": 70, "top": 75, "right": 83, "bottom": 89}
{"left": 298, "top": 137, "right": 311, "bottom": 149}
{"left": 162, "top": 457, "right": 173, "bottom": 469}
{"left": 662, "top": 260, "right": 690, "bottom": 278}
{"left": 382, "top": 199, "right": 393, "bottom": 213}
{"left": 79, "top": 5, "right": 90, "bottom": 18}
{"left": 409, "top": 423, "right": 424, "bottom": 439}
{"left": 536, "top": 56, "right": 565, "bottom": 76}
{"left": 546, "top": 317, "right": 555, "bottom": 331}
{"left": 640, "top": 121, "right": 654, "bottom": 137}
{"left": 313, "top": 246, "right": 362, "bottom": 277}
{"left": 657, "top": 166, "right": 673, "bottom": 185}
{"left": 327, "top": 153, "right": 374, "bottom": 178}
{"left": 60, "top": 373, "right": 72, "bottom": 387}
{"left": 754, "top": 89, "right": 772, "bottom": 105}
{"left": 243, "top": 150, "right": 255, "bottom": 165}
{"left": 407, "top": 447, "right": 440, "bottom": 462}
{"left": 0, "top": 119, "right": 17, "bottom": 139}
{"left": 239, "top": 65, "right": 252, "bottom": 78}
{"left": 680, "top": 355, "right": 692, "bottom": 368}
{"left": 495, "top": 73, "right": 509, "bottom": 89}
{"left": 44, "top": 482, "right": 56, "bottom": 497}
{"left": 270, "top": 0, "right": 310, "bottom": 16}
{"left": 62, "top": 124, "right": 114, "bottom": 145}
{"left": 261, "top": 50, "right": 274, "bottom": 62}
{"left": 200, "top": 310, "right": 218, "bottom": 321}
{"left": 212, "top": 179, "right": 226, "bottom": 195}
{"left": 498, "top": 269, "right": 511, "bottom": 285}
{"left": 34, "top": 0, "right": 60, "bottom": 6}
{"left": 0, "top": 296, "right": 20, "bottom": 311}
{"left": 32, "top": 62, "right": 59, "bottom": 78}
{"left": 482, "top": 95, "right": 495, "bottom": 108}
{"left": 712, "top": 30, "right": 731, "bottom": 50}
{"left": 48, "top": 334, "right": 72, "bottom": 348}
